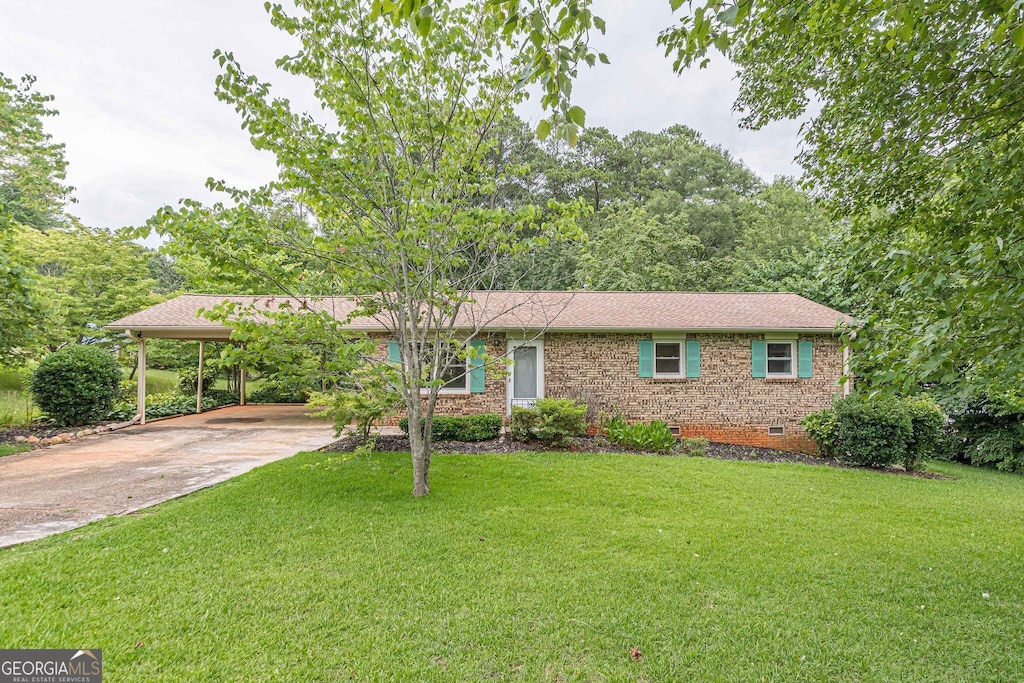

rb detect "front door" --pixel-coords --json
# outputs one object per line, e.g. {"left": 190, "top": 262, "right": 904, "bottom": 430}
{"left": 507, "top": 339, "right": 544, "bottom": 414}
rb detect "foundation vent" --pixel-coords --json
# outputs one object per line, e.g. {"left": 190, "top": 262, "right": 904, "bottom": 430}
{"left": 668, "top": 425, "right": 681, "bottom": 437}
{"left": 768, "top": 425, "right": 785, "bottom": 437}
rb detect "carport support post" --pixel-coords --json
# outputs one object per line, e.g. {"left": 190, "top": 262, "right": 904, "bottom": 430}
{"left": 137, "top": 335, "right": 146, "bottom": 425}
{"left": 196, "top": 340, "right": 205, "bottom": 414}
{"left": 239, "top": 364, "right": 246, "bottom": 406}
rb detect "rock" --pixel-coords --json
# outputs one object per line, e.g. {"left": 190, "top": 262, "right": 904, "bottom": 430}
{"left": 82, "top": 429, "right": 95, "bottom": 436}
{"left": 26, "top": 435, "right": 41, "bottom": 444}
{"left": 75, "top": 430, "right": 86, "bottom": 438}
{"left": 14, "top": 435, "right": 27, "bottom": 443}
{"left": 57, "top": 432, "right": 73, "bottom": 442}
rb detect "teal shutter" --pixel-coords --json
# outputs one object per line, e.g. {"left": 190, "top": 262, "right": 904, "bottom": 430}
{"left": 751, "top": 340, "right": 767, "bottom": 378}
{"left": 469, "top": 339, "right": 486, "bottom": 393}
{"left": 387, "top": 341, "right": 401, "bottom": 364}
{"left": 638, "top": 340, "right": 654, "bottom": 378}
{"left": 685, "top": 340, "right": 701, "bottom": 378}
{"left": 798, "top": 341, "right": 813, "bottom": 378}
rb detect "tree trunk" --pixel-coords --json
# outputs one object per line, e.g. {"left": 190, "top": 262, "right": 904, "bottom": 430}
{"left": 406, "top": 391, "right": 429, "bottom": 497}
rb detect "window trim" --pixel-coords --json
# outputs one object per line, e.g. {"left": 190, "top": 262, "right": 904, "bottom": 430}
{"left": 418, "top": 342, "right": 470, "bottom": 395}
{"left": 765, "top": 340, "right": 796, "bottom": 378}
{"left": 653, "top": 341, "right": 684, "bottom": 378}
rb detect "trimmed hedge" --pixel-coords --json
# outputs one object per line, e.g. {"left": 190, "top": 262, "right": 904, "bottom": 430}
{"left": 31, "top": 346, "right": 122, "bottom": 426}
{"left": 802, "top": 394, "right": 945, "bottom": 469}
{"left": 510, "top": 398, "right": 588, "bottom": 446}
{"left": 399, "top": 413, "right": 503, "bottom": 442}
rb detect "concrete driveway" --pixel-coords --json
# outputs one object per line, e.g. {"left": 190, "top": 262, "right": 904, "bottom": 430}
{"left": 0, "top": 405, "right": 337, "bottom": 548}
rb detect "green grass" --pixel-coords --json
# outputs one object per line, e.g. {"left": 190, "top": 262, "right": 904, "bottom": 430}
{"left": 139, "top": 368, "right": 180, "bottom": 395}
{"left": 1, "top": 454, "right": 1022, "bottom": 681}
{"left": 0, "top": 443, "right": 30, "bottom": 457}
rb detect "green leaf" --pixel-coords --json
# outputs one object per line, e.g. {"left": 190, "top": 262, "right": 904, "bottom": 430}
{"left": 567, "top": 105, "right": 586, "bottom": 127}
{"left": 536, "top": 119, "right": 552, "bottom": 140}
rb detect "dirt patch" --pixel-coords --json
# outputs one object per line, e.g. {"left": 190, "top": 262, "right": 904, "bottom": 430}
{"left": 324, "top": 435, "right": 956, "bottom": 479}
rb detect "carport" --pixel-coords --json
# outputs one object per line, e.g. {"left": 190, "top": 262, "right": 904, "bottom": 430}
{"left": 105, "top": 295, "right": 305, "bottom": 424}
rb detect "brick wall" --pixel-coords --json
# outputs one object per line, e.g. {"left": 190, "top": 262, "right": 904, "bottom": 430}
{"left": 542, "top": 332, "right": 844, "bottom": 453}
{"left": 377, "top": 331, "right": 844, "bottom": 453}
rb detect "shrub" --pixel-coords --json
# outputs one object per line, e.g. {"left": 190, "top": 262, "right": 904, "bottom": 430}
{"left": 249, "top": 382, "right": 311, "bottom": 404}
{"left": 309, "top": 365, "right": 402, "bottom": 437}
{"left": 603, "top": 414, "right": 677, "bottom": 454}
{"left": 801, "top": 408, "right": 839, "bottom": 458}
{"left": 399, "top": 414, "right": 504, "bottom": 442}
{"left": 509, "top": 406, "right": 540, "bottom": 442}
{"left": 177, "top": 367, "right": 215, "bottom": 394}
{"left": 902, "top": 395, "right": 946, "bottom": 470}
{"left": 934, "top": 387, "right": 1024, "bottom": 474}
{"left": 833, "top": 395, "right": 913, "bottom": 467}
{"left": 678, "top": 436, "right": 708, "bottom": 457}
{"left": 31, "top": 346, "right": 122, "bottom": 426}
{"left": 510, "top": 398, "right": 587, "bottom": 446}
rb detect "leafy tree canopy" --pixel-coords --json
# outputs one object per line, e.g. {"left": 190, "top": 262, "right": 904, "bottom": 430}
{"left": 655, "top": 0, "right": 1024, "bottom": 395}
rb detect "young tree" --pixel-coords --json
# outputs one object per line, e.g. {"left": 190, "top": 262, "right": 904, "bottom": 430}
{"left": 151, "top": 0, "right": 582, "bottom": 496}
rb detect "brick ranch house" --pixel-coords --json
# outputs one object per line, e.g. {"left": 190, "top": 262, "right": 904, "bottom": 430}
{"left": 107, "top": 291, "right": 852, "bottom": 453}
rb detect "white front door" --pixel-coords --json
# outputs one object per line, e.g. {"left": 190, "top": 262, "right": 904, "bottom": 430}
{"left": 507, "top": 338, "right": 544, "bottom": 414}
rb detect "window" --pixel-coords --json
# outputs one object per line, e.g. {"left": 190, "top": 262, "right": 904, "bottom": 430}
{"left": 654, "top": 342, "right": 682, "bottom": 377}
{"left": 766, "top": 342, "right": 795, "bottom": 377}
{"left": 437, "top": 345, "right": 467, "bottom": 391}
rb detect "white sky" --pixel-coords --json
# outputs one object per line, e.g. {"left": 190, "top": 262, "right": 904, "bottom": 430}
{"left": 0, "top": 0, "right": 806, "bottom": 232}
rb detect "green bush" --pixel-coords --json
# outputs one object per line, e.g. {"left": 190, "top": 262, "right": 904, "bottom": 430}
{"left": 399, "top": 414, "right": 504, "bottom": 442}
{"left": 248, "top": 382, "right": 310, "bottom": 404}
{"left": 833, "top": 395, "right": 913, "bottom": 467}
{"left": 509, "top": 406, "right": 540, "bottom": 442}
{"left": 902, "top": 395, "right": 946, "bottom": 470}
{"left": 603, "top": 415, "right": 677, "bottom": 454}
{"left": 510, "top": 398, "right": 588, "bottom": 446}
{"left": 31, "top": 346, "right": 122, "bottom": 426}
{"left": 177, "top": 367, "right": 215, "bottom": 394}
{"left": 804, "top": 395, "right": 946, "bottom": 469}
{"left": 678, "top": 436, "right": 708, "bottom": 457}
{"left": 801, "top": 408, "right": 839, "bottom": 458}
{"left": 934, "top": 387, "right": 1024, "bottom": 474}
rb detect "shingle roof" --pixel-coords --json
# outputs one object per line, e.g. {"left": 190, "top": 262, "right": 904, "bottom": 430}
{"left": 106, "top": 291, "right": 852, "bottom": 338}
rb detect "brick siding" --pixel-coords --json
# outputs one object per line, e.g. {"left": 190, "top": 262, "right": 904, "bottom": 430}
{"left": 379, "top": 331, "right": 844, "bottom": 453}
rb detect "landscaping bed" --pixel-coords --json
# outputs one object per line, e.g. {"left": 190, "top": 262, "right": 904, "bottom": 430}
{"left": 325, "top": 434, "right": 954, "bottom": 478}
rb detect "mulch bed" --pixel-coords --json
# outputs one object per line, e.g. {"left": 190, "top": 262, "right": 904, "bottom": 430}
{"left": 324, "top": 434, "right": 956, "bottom": 479}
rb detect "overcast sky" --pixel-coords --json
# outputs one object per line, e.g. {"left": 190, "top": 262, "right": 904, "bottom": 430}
{"left": 0, "top": 0, "right": 806, "bottom": 232}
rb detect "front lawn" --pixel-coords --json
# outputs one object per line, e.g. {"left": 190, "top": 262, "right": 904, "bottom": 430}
{"left": 1, "top": 452, "right": 1022, "bottom": 681}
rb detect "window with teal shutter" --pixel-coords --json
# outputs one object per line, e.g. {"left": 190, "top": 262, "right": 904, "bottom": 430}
{"left": 387, "top": 341, "right": 401, "bottom": 364}
{"left": 751, "top": 340, "right": 767, "bottom": 378}
{"left": 685, "top": 340, "right": 701, "bottom": 378}
{"left": 469, "top": 339, "right": 486, "bottom": 393}
{"left": 638, "top": 340, "right": 653, "bottom": 378}
{"left": 798, "top": 341, "right": 813, "bottom": 378}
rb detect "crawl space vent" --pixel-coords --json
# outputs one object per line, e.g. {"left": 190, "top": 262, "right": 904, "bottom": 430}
{"left": 768, "top": 425, "right": 785, "bottom": 437}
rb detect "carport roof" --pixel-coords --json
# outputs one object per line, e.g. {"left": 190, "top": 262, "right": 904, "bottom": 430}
{"left": 105, "top": 291, "right": 852, "bottom": 340}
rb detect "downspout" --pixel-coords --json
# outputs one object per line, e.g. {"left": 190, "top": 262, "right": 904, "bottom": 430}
{"left": 842, "top": 329, "right": 856, "bottom": 397}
